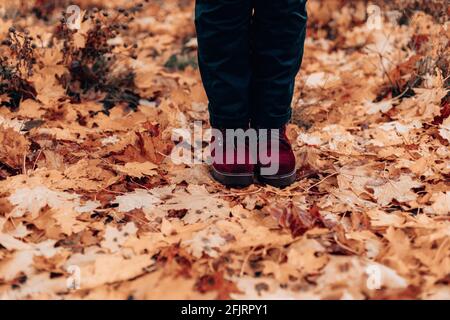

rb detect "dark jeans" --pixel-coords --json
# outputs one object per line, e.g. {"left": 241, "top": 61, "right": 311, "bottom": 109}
{"left": 195, "top": 0, "right": 308, "bottom": 129}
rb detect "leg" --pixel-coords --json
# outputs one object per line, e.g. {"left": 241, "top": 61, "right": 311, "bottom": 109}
{"left": 195, "top": 0, "right": 253, "bottom": 128}
{"left": 250, "top": 0, "right": 308, "bottom": 128}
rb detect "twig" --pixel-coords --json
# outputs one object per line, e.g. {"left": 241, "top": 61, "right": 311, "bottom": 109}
{"left": 32, "top": 149, "right": 42, "bottom": 171}
{"left": 22, "top": 153, "right": 26, "bottom": 175}
{"left": 304, "top": 172, "right": 338, "bottom": 193}
{"left": 240, "top": 247, "right": 255, "bottom": 277}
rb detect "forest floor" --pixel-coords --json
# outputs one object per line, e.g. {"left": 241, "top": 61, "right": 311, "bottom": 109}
{"left": 0, "top": 0, "right": 449, "bottom": 299}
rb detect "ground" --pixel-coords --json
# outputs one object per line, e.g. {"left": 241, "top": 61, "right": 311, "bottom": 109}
{"left": 0, "top": 0, "right": 449, "bottom": 299}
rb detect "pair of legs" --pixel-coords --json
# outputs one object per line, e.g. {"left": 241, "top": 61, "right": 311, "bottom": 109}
{"left": 195, "top": 0, "right": 308, "bottom": 129}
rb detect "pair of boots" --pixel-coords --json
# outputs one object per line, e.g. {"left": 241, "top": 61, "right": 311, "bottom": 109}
{"left": 210, "top": 126, "right": 296, "bottom": 188}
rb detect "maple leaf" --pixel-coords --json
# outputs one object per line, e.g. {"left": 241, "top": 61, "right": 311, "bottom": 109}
{"left": 0, "top": 238, "right": 61, "bottom": 282}
{"left": 195, "top": 271, "right": 242, "bottom": 300}
{"left": 0, "top": 0, "right": 448, "bottom": 300}
{"left": 316, "top": 257, "right": 408, "bottom": 298}
{"left": 9, "top": 186, "right": 78, "bottom": 218}
{"left": 114, "top": 161, "right": 158, "bottom": 178}
{"left": 63, "top": 159, "right": 119, "bottom": 191}
{"left": 438, "top": 117, "right": 450, "bottom": 142}
{"left": 428, "top": 192, "right": 450, "bottom": 215}
{"left": 101, "top": 135, "right": 120, "bottom": 146}
{"left": 433, "top": 101, "right": 450, "bottom": 125}
{"left": 0, "top": 115, "right": 25, "bottom": 132}
{"left": 265, "top": 203, "right": 328, "bottom": 237}
{"left": 287, "top": 238, "right": 329, "bottom": 274}
{"left": 184, "top": 226, "right": 227, "bottom": 258}
{"left": 368, "top": 175, "right": 423, "bottom": 207}
{"left": 304, "top": 72, "right": 340, "bottom": 89}
{"left": 101, "top": 223, "right": 138, "bottom": 253}
{"left": 153, "top": 185, "right": 231, "bottom": 224}
{"left": 114, "top": 189, "right": 162, "bottom": 213}
{"left": 113, "top": 125, "right": 172, "bottom": 165}
{"left": 337, "top": 165, "right": 376, "bottom": 196}
{"left": 367, "top": 209, "right": 406, "bottom": 228}
{"left": 29, "top": 64, "right": 66, "bottom": 107}
{"left": 0, "top": 126, "right": 29, "bottom": 170}
{"left": 297, "top": 132, "right": 323, "bottom": 146}
{"left": 365, "top": 99, "right": 394, "bottom": 115}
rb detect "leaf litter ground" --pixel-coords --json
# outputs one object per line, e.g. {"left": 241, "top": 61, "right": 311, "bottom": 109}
{"left": 0, "top": 0, "right": 449, "bottom": 299}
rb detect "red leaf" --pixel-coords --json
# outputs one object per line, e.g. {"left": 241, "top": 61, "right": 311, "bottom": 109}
{"left": 410, "top": 34, "right": 430, "bottom": 51}
{"left": 195, "top": 271, "right": 241, "bottom": 300}
{"left": 433, "top": 101, "right": 450, "bottom": 125}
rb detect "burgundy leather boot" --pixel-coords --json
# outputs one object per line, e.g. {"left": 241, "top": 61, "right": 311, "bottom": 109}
{"left": 257, "top": 126, "right": 296, "bottom": 188}
{"left": 210, "top": 128, "right": 255, "bottom": 187}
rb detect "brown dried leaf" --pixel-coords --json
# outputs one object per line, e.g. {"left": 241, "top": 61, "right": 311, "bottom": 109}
{"left": 0, "top": 127, "right": 29, "bottom": 170}
{"left": 265, "top": 202, "right": 328, "bottom": 237}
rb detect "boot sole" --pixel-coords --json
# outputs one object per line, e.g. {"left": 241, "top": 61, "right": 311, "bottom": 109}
{"left": 257, "top": 170, "right": 297, "bottom": 188}
{"left": 210, "top": 167, "right": 254, "bottom": 188}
